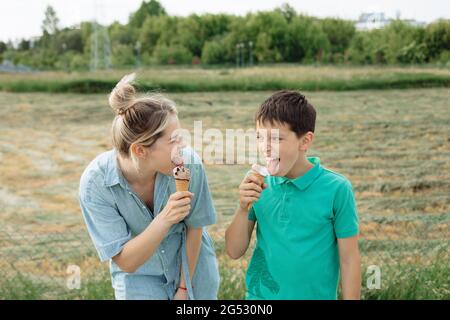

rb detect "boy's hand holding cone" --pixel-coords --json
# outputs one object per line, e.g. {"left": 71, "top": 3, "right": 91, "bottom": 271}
{"left": 239, "top": 164, "right": 268, "bottom": 211}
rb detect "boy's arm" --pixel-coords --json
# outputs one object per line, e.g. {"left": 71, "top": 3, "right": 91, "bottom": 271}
{"left": 225, "top": 207, "right": 256, "bottom": 259}
{"left": 338, "top": 235, "right": 361, "bottom": 300}
{"left": 226, "top": 173, "right": 263, "bottom": 259}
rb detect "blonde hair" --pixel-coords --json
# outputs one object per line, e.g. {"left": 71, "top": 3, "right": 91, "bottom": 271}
{"left": 108, "top": 73, "right": 178, "bottom": 168}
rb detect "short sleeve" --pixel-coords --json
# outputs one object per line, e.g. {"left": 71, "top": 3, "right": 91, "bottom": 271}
{"left": 79, "top": 176, "right": 131, "bottom": 262}
{"left": 183, "top": 150, "right": 217, "bottom": 228}
{"left": 248, "top": 206, "right": 257, "bottom": 221}
{"left": 333, "top": 179, "right": 359, "bottom": 238}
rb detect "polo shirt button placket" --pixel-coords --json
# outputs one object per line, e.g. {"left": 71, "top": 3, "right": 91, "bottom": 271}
{"left": 278, "top": 183, "right": 286, "bottom": 221}
{"left": 280, "top": 183, "right": 289, "bottom": 222}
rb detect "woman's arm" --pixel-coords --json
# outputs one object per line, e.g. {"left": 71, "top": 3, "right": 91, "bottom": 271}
{"left": 178, "top": 227, "right": 203, "bottom": 289}
{"left": 113, "top": 215, "right": 170, "bottom": 273}
{"left": 113, "top": 191, "right": 193, "bottom": 273}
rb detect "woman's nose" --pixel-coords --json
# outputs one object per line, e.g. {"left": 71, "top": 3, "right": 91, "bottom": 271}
{"left": 178, "top": 141, "right": 187, "bottom": 148}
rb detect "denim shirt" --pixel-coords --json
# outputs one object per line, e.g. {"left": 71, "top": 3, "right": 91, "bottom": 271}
{"left": 78, "top": 147, "right": 220, "bottom": 300}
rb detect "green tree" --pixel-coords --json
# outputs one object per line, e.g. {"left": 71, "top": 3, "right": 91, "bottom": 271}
{"left": 18, "top": 39, "right": 31, "bottom": 51}
{"left": 79, "top": 22, "right": 93, "bottom": 52}
{"left": 202, "top": 37, "right": 229, "bottom": 64}
{"left": 382, "top": 21, "right": 424, "bottom": 63}
{"left": 320, "top": 18, "right": 355, "bottom": 62}
{"left": 245, "top": 11, "right": 290, "bottom": 63}
{"left": 275, "top": 3, "right": 296, "bottom": 23}
{"left": 153, "top": 43, "right": 192, "bottom": 64}
{"left": 109, "top": 22, "right": 136, "bottom": 46}
{"left": 176, "top": 15, "right": 205, "bottom": 57}
{"left": 56, "top": 28, "right": 84, "bottom": 53}
{"left": 42, "top": 5, "right": 59, "bottom": 35}
{"left": 0, "top": 41, "right": 6, "bottom": 54}
{"left": 139, "top": 15, "right": 178, "bottom": 56}
{"left": 424, "top": 20, "right": 450, "bottom": 61}
{"left": 199, "top": 14, "right": 232, "bottom": 39}
{"left": 111, "top": 44, "right": 136, "bottom": 66}
{"left": 129, "top": 0, "right": 167, "bottom": 28}
{"left": 286, "top": 16, "right": 330, "bottom": 62}
{"left": 70, "top": 54, "right": 88, "bottom": 70}
{"left": 397, "top": 41, "right": 427, "bottom": 64}
{"left": 348, "top": 29, "right": 388, "bottom": 64}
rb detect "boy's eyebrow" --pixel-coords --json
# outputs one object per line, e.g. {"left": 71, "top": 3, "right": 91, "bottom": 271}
{"left": 256, "top": 129, "right": 284, "bottom": 136}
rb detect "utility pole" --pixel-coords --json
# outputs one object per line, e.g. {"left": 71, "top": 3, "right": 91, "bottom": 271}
{"left": 236, "top": 43, "right": 240, "bottom": 68}
{"left": 248, "top": 41, "right": 253, "bottom": 67}
{"left": 135, "top": 41, "right": 141, "bottom": 68}
{"left": 90, "top": 0, "right": 112, "bottom": 71}
{"left": 239, "top": 43, "right": 245, "bottom": 67}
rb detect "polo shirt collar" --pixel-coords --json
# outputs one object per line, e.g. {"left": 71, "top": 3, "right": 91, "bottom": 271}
{"left": 273, "top": 157, "right": 323, "bottom": 191}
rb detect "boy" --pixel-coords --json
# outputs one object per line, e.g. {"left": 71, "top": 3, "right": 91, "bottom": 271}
{"left": 225, "top": 90, "right": 361, "bottom": 300}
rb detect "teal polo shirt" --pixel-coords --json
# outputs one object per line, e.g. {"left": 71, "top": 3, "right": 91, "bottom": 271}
{"left": 246, "top": 157, "right": 359, "bottom": 300}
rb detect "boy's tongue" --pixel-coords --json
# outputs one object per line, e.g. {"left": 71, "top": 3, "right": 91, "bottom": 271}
{"left": 266, "top": 157, "right": 280, "bottom": 175}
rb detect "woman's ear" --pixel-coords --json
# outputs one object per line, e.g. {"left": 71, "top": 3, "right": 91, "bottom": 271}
{"left": 131, "top": 143, "right": 146, "bottom": 159}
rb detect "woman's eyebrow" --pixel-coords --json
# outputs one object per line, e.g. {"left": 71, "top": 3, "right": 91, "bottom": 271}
{"left": 169, "top": 133, "right": 180, "bottom": 141}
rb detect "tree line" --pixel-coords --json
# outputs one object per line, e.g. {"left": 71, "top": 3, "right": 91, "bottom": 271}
{"left": 1, "top": 1, "right": 449, "bottom": 70}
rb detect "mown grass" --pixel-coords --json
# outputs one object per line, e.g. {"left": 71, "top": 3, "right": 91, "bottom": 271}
{"left": 0, "top": 65, "right": 449, "bottom": 93}
{"left": 2, "top": 244, "right": 447, "bottom": 300}
{"left": 0, "top": 88, "right": 448, "bottom": 299}
{"left": 0, "top": 273, "right": 114, "bottom": 300}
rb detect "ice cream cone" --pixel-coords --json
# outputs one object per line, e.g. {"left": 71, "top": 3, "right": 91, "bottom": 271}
{"left": 247, "top": 169, "right": 267, "bottom": 210}
{"left": 175, "top": 179, "right": 190, "bottom": 192}
{"left": 173, "top": 165, "right": 191, "bottom": 193}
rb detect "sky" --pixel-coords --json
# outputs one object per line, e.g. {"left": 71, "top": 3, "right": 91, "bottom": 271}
{"left": 1, "top": 0, "right": 449, "bottom": 41}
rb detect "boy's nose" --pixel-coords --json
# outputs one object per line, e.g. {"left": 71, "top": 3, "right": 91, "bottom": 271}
{"left": 259, "top": 142, "right": 269, "bottom": 153}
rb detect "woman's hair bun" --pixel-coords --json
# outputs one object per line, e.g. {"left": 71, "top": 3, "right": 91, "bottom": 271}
{"left": 109, "top": 73, "right": 137, "bottom": 115}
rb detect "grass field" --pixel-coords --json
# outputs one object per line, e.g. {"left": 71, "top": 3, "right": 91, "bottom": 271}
{"left": 0, "top": 65, "right": 449, "bottom": 93}
{"left": 0, "top": 87, "right": 449, "bottom": 299}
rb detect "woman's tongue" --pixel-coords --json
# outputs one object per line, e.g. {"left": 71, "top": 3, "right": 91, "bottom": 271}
{"left": 266, "top": 157, "right": 280, "bottom": 175}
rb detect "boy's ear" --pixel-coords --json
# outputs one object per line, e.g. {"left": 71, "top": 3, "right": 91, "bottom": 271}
{"left": 299, "top": 132, "right": 314, "bottom": 152}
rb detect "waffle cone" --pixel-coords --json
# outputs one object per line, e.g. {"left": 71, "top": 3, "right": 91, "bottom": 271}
{"left": 247, "top": 172, "right": 265, "bottom": 210}
{"left": 175, "top": 179, "right": 190, "bottom": 192}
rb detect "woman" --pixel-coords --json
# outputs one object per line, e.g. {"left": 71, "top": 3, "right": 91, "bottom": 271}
{"left": 79, "top": 74, "right": 220, "bottom": 300}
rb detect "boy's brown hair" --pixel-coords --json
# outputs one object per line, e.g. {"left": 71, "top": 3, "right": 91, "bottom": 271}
{"left": 255, "top": 90, "right": 316, "bottom": 137}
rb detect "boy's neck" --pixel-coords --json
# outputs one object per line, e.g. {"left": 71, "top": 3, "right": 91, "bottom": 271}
{"left": 285, "top": 156, "right": 314, "bottom": 180}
